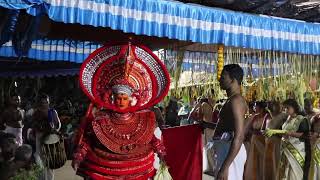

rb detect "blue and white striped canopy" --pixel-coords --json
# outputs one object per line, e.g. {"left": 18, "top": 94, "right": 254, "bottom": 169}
{"left": 2, "top": 0, "right": 320, "bottom": 55}
{"left": 0, "top": 39, "right": 102, "bottom": 63}
{"left": 25, "top": 0, "right": 320, "bottom": 55}
{"left": 0, "top": 39, "right": 289, "bottom": 78}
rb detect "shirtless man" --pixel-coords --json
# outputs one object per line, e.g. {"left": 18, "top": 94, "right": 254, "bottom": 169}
{"left": 202, "top": 64, "right": 247, "bottom": 180}
{"left": 0, "top": 93, "right": 24, "bottom": 146}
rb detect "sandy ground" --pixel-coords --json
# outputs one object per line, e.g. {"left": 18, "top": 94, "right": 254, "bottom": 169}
{"left": 55, "top": 161, "right": 213, "bottom": 180}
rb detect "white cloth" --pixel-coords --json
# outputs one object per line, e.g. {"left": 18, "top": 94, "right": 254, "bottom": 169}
{"left": 280, "top": 139, "right": 304, "bottom": 180}
{"left": 4, "top": 125, "right": 23, "bottom": 146}
{"left": 228, "top": 144, "right": 246, "bottom": 180}
{"left": 153, "top": 127, "right": 162, "bottom": 170}
{"left": 209, "top": 132, "right": 247, "bottom": 180}
{"left": 203, "top": 128, "right": 215, "bottom": 172}
{"left": 154, "top": 127, "right": 162, "bottom": 140}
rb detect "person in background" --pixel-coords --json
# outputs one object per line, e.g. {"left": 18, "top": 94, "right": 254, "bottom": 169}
{"left": 263, "top": 101, "right": 287, "bottom": 180}
{"left": 13, "top": 144, "right": 34, "bottom": 169}
{"left": 23, "top": 100, "right": 36, "bottom": 149}
{"left": 0, "top": 93, "right": 25, "bottom": 146}
{"left": 0, "top": 132, "right": 18, "bottom": 165}
{"left": 165, "top": 99, "right": 179, "bottom": 127}
{"left": 305, "top": 99, "right": 319, "bottom": 123}
{"left": 305, "top": 98, "right": 320, "bottom": 180}
{"left": 32, "top": 94, "right": 61, "bottom": 180}
{"left": 188, "top": 96, "right": 216, "bottom": 175}
{"left": 178, "top": 104, "right": 191, "bottom": 126}
{"left": 0, "top": 144, "right": 34, "bottom": 180}
{"left": 150, "top": 105, "right": 166, "bottom": 129}
{"left": 244, "top": 101, "right": 271, "bottom": 180}
{"left": 158, "top": 106, "right": 165, "bottom": 121}
{"left": 266, "top": 99, "right": 309, "bottom": 180}
{"left": 0, "top": 133, "right": 19, "bottom": 179}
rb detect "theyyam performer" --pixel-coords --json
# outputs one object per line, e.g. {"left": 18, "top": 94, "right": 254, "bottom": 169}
{"left": 72, "top": 42, "right": 171, "bottom": 180}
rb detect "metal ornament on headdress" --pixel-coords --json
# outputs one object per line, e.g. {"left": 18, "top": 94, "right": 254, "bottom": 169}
{"left": 111, "top": 85, "right": 133, "bottom": 96}
{"left": 111, "top": 43, "right": 135, "bottom": 96}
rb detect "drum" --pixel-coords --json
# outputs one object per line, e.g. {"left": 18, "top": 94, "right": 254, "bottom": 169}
{"left": 41, "top": 133, "right": 67, "bottom": 169}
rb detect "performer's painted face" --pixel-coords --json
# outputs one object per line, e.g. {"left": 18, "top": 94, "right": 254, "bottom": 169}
{"left": 115, "top": 93, "right": 130, "bottom": 110}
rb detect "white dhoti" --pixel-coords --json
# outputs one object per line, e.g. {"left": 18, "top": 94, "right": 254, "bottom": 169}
{"left": 4, "top": 126, "right": 23, "bottom": 146}
{"left": 209, "top": 133, "right": 247, "bottom": 180}
{"left": 228, "top": 144, "right": 246, "bottom": 180}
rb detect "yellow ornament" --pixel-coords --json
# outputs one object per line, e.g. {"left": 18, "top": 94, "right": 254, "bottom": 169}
{"left": 217, "top": 44, "right": 224, "bottom": 80}
{"left": 314, "top": 98, "right": 319, "bottom": 108}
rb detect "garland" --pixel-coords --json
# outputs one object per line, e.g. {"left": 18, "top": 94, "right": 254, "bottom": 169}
{"left": 217, "top": 45, "right": 224, "bottom": 80}
{"left": 10, "top": 164, "right": 42, "bottom": 180}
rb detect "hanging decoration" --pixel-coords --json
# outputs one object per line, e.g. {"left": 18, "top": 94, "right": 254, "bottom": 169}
{"left": 162, "top": 44, "right": 320, "bottom": 106}
{"left": 0, "top": 9, "right": 20, "bottom": 47}
{"left": 217, "top": 44, "right": 224, "bottom": 80}
{"left": 13, "top": 12, "right": 42, "bottom": 57}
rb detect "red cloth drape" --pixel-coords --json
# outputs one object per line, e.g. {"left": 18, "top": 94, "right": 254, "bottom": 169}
{"left": 162, "top": 124, "right": 203, "bottom": 180}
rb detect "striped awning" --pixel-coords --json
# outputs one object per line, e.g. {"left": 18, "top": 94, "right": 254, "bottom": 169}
{"left": 0, "top": 39, "right": 102, "bottom": 63}
{"left": 2, "top": 0, "right": 320, "bottom": 55}
{"left": 19, "top": 0, "right": 320, "bottom": 55}
{"left": 0, "top": 68, "right": 79, "bottom": 78}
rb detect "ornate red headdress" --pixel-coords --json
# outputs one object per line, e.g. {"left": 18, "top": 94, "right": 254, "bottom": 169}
{"left": 79, "top": 42, "right": 170, "bottom": 113}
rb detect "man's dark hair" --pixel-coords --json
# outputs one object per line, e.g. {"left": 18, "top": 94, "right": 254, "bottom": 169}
{"left": 10, "top": 92, "right": 20, "bottom": 98}
{"left": 0, "top": 132, "right": 16, "bottom": 145}
{"left": 15, "top": 144, "right": 33, "bottom": 162}
{"left": 39, "top": 93, "right": 49, "bottom": 100}
{"left": 0, "top": 133, "right": 17, "bottom": 161}
{"left": 199, "top": 98, "right": 209, "bottom": 103}
{"left": 223, "top": 64, "right": 244, "bottom": 85}
{"left": 5, "top": 92, "right": 20, "bottom": 106}
{"left": 283, "top": 99, "right": 301, "bottom": 114}
{"left": 270, "top": 101, "right": 281, "bottom": 112}
{"left": 255, "top": 101, "right": 268, "bottom": 112}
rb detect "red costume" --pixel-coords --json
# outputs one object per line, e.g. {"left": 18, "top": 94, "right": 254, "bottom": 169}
{"left": 73, "top": 42, "right": 170, "bottom": 179}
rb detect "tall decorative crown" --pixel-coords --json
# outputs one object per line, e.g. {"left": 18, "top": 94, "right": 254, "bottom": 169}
{"left": 79, "top": 42, "right": 170, "bottom": 113}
